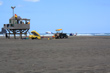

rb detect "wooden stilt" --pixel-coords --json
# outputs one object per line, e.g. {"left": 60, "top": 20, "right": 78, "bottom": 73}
{"left": 20, "top": 30, "right": 22, "bottom": 39}
{"left": 5, "top": 29, "right": 29, "bottom": 39}
{"left": 9, "top": 31, "right": 10, "bottom": 39}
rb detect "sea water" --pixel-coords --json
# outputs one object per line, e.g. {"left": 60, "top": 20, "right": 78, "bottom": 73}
{"left": 0, "top": 33, "right": 110, "bottom": 36}
{"left": 76, "top": 33, "right": 110, "bottom": 36}
{"left": 40, "top": 33, "right": 110, "bottom": 36}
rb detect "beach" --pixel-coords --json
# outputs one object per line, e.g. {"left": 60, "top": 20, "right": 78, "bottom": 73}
{"left": 0, "top": 36, "right": 110, "bottom": 73}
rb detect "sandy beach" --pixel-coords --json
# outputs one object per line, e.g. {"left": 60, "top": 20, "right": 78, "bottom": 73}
{"left": 0, "top": 36, "right": 110, "bottom": 73}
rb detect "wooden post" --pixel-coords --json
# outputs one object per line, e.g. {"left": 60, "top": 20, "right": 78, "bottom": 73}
{"left": 20, "top": 30, "right": 22, "bottom": 39}
{"left": 9, "top": 30, "right": 10, "bottom": 39}
{"left": 5, "top": 29, "right": 29, "bottom": 39}
{"left": 13, "top": 30, "right": 16, "bottom": 39}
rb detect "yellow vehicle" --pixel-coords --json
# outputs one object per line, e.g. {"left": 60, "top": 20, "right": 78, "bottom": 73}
{"left": 29, "top": 30, "right": 41, "bottom": 39}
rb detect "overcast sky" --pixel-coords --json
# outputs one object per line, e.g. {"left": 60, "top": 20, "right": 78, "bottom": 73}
{"left": 0, "top": 0, "right": 110, "bottom": 33}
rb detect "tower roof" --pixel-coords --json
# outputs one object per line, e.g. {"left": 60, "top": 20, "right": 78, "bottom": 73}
{"left": 9, "top": 16, "right": 22, "bottom": 20}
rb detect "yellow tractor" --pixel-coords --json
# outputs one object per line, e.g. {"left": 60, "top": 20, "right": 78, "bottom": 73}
{"left": 29, "top": 30, "right": 41, "bottom": 39}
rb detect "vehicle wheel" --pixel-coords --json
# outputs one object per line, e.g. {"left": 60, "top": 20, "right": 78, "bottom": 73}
{"left": 60, "top": 36, "right": 63, "bottom": 39}
{"left": 32, "top": 38, "right": 34, "bottom": 40}
{"left": 35, "top": 37, "right": 38, "bottom": 39}
{"left": 65, "top": 36, "right": 68, "bottom": 38}
{"left": 55, "top": 37, "right": 58, "bottom": 39}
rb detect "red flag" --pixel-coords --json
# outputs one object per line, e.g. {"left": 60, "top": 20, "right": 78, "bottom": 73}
{"left": 15, "top": 14, "right": 17, "bottom": 18}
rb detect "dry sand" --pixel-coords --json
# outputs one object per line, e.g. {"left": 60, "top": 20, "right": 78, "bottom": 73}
{"left": 0, "top": 36, "right": 110, "bottom": 73}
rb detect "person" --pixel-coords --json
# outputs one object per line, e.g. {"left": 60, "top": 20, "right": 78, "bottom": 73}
{"left": 75, "top": 33, "right": 77, "bottom": 36}
{"left": 20, "top": 20, "right": 22, "bottom": 24}
{"left": 70, "top": 33, "right": 73, "bottom": 36}
{"left": 28, "top": 21, "right": 30, "bottom": 24}
{"left": 26, "top": 22, "right": 28, "bottom": 24}
{"left": 17, "top": 20, "right": 19, "bottom": 24}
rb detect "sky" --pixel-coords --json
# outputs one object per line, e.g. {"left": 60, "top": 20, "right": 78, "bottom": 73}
{"left": 0, "top": 0, "right": 110, "bottom": 33}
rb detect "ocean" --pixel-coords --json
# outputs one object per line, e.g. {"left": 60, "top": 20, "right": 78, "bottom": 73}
{"left": 0, "top": 33, "right": 110, "bottom": 36}
{"left": 73, "top": 33, "right": 110, "bottom": 36}
{"left": 40, "top": 33, "right": 110, "bottom": 36}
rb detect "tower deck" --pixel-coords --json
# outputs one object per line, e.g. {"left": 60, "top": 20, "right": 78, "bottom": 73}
{"left": 3, "top": 15, "right": 30, "bottom": 39}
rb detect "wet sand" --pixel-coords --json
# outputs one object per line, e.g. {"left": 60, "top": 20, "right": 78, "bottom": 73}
{"left": 0, "top": 36, "right": 110, "bottom": 73}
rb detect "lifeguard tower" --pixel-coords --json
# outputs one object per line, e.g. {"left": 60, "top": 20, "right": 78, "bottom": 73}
{"left": 3, "top": 6, "right": 30, "bottom": 39}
